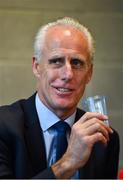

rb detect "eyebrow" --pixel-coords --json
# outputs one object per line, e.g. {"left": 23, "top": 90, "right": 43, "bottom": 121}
{"left": 48, "top": 57, "right": 65, "bottom": 63}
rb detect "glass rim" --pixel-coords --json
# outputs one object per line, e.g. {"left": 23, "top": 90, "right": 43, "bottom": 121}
{"left": 86, "top": 95, "right": 106, "bottom": 101}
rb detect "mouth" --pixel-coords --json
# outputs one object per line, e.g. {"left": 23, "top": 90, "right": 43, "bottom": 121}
{"left": 53, "top": 87, "right": 74, "bottom": 95}
{"left": 56, "top": 87, "right": 72, "bottom": 92}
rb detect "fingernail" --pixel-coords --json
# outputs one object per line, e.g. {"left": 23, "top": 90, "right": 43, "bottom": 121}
{"left": 104, "top": 115, "right": 108, "bottom": 119}
{"left": 110, "top": 128, "right": 113, "bottom": 133}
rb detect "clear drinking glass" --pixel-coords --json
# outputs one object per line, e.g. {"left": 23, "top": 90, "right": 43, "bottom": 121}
{"left": 81, "top": 95, "right": 109, "bottom": 126}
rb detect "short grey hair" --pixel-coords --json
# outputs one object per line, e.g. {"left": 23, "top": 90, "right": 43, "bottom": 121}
{"left": 33, "top": 17, "right": 95, "bottom": 63}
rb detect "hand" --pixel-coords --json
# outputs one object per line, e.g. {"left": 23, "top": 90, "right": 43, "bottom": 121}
{"left": 65, "top": 112, "right": 113, "bottom": 169}
{"left": 52, "top": 112, "right": 113, "bottom": 178}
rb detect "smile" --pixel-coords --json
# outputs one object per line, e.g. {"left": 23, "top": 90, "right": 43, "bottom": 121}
{"left": 56, "top": 88, "right": 72, "bottom": 92}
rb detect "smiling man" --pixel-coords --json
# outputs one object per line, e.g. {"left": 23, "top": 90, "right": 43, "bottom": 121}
{"left": 0, "top": 17, "right": 119, "bottom": 179}
{"left": 33, "top": 24, "right": 93, "bottom": 119}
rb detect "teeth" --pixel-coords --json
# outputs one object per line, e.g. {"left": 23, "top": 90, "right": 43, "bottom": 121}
{"left": 57, "top": 88, "right": 71, "bottom": 92}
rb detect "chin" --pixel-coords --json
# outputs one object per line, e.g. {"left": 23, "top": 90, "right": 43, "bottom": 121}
{"left": 54, "top": 101, "right": 76, "bottom": 110}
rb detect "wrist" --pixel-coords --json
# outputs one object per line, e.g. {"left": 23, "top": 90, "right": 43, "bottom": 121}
{"left": 51, "top": 154, "right": 76, "bottom": 179}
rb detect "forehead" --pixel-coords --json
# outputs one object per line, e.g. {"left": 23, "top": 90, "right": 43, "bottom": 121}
{"left": 45, "top": 25, "right": 88, "bottom": 44}
{"left": 42, "top": 25, "right": 89, "bottom": 60}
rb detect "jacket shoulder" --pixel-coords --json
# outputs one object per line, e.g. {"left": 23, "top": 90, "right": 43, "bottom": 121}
{"left": 0, "top": 100, "right": 25, "bottom": 123}
{"left": 0, "top": 99, "right": 28, "bottom": 139}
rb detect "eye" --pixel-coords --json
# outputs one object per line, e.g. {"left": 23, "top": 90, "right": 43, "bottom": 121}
{"left": 48, "top": 57, "right": 64, "bottom": 66}
{"left": 71, "top": 58, "right": 85, "bottom": 69}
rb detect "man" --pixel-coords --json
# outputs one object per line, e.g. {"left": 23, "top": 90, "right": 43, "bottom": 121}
{"left": 0, "top": 17, "right": 119, "bottom": 179}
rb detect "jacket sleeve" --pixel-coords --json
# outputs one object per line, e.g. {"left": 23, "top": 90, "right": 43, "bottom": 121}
{"left": 0, "top": 132, "right": 13, "bottom": 178}
{"left": 32, "top": 168, "right": 56, "bottom": 179}
{"left": 104, "top": 129, "right": 120, "bottom": 179}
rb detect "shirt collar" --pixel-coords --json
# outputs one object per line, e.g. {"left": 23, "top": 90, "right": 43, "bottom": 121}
{"left": 35, "top": 93, "right": 76, "bottom": 132}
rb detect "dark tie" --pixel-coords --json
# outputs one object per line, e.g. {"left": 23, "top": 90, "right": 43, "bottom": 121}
{"left": 52, "top": 121, "right": 70, "bottom": 162}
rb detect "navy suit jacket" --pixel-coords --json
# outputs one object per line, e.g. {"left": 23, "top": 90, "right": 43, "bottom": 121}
{"left": 0, "top": 94, "right": 120, "bottom": 179}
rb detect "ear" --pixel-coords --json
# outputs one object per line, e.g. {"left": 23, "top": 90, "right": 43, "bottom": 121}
{"left": 86, "top": 63, "right": 93, "bottom": 84}
{"left": 32, "top": 57, "right": 41, "bottom": 78}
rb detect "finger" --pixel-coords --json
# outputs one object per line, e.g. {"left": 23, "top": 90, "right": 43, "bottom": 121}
{"left": 77, "top": 115, "right": 113, "bottom": 134}
{"left": 88, "top": 132, "right": 108, "bottom": 146}
{"left": 80, "top": 112, "right": 108, "bottom": 123}
{"left": 78, "top": 117, "right": 102, "bottom": 129}
{"left": 85, "top": 118, "right": 113, "bottom": 134}
{"left": 84, "top": 122, "right": 110, "bottom": 141}
{"left": 99, "top": 120, "right": 113, "bottom": 134}
{"left": 79, "top": 112, "right": 113, "bottom": 134}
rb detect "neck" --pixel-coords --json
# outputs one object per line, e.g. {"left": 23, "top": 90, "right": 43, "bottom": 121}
{"left": 52, "top": 108, "right": 76, "bottom": 120}
{"left": 37, "top": 93, "right": 76, "bottom": 120}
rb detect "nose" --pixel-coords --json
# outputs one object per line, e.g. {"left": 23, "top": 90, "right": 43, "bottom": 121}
{"left": 61, "top": 61, "right": 73, "bottom": 82}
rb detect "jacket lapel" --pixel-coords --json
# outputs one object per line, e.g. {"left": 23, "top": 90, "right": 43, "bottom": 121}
{"left": 75, "top": 108, "right": 85, "bottom": 122}
{"left": 20, "top": 94, "right": 47, "bottom": 175}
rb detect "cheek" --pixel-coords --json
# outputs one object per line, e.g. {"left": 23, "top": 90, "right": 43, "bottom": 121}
{"left": 39, "top": 68, "right": 58, "bottom": 86}
{"left": 78, "top": 70, "right": 91, "bottom": 85}
{"left": 75, "top": 73, "right": 89, "bottom": 93}
{"left": 76, "top": 74, "right": 87, "bottom": 86}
